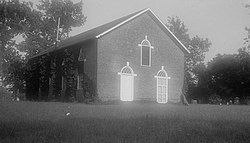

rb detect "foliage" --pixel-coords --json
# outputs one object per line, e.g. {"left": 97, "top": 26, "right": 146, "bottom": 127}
{"left": 166, "top": 16, "right": 250, "bottom": 104}
{"left": 0, "top": 0, "right": 33, "bottom": 55}
{"left": 38, "top": 54, "right": 51, "bottom": 100}
{"left": 18, "top": 0, "right": 87, "bottom": 58}
{"left": 0, "top": 0, "right": 35, "bottom": 82}
{"left": 206, "top": 50, "right": 250, "bottom": 103}
{"left": 62, "top": 49, "right": 77, "bottom": 101}
{"left": 81, "top": 73, "right": 98, "bottom": 103}
{"left": 25, "top": 59, "right": 40, "bottom": 100}
{"left": 3, "top": 59, "right": 26, "bottom": 95}
{"left": 166, "top": 16, "right": 211, "bottom": 101}
{"left": 188, "top": 63, "right": 211, "bottom": 103}
{"left": 245, "top": 3, "right": 250, "bottom": 48}
{"left": 50, "top": 55, "right": 62, "bottom": 99}
{"left": 1, "top": 0, "right": 87, "bottom": 101}
{"left": 208, "top": 94, "right": 222, "bottom": 105}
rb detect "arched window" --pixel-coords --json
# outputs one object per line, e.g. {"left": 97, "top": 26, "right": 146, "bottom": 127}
{"left": 121, "top": 66, "right": 133, "bottom": 74}
{"left": 157, "top": 70, "right": 167, "bottom": 77}
{"left": 138, "top": 36, "right": 154, "bottom": 67}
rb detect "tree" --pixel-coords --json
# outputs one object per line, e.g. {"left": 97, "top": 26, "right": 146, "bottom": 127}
{"left": 18, "top": 0, "right": 87, "bottom": 58}
{"left": 205, "top": 49, "right": 250, "bottom": 104}
{"left": 4, "top": 59, "right": 26, "bottom": 94}
{"left": 245, "top": 3, "right": 250, "bottom": 49}
{"left": 1, "top": 0, "right": 87, "bottom": 100}
{"left": 0, "top": 0, "right": 37, "bottom": 99}
{"left": 190, "top": 63, "right": 211, "bottom": 103}
{"left": 62, "top": 49, "right": 77, "bottom": 101}
{"left": 166, "top": 16, "right": 211, "bottom": 101}
{"left": 0, "top": 0, "right": 35, "bottom": 77}
{"left": 207, "top": 54, "right": 238, "bottom": 101}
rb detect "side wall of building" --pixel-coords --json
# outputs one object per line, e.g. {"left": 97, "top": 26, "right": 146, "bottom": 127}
{"left": 60, "top": 39, "right": 98, "bottom": 98}
{"left": 79, "top": 39, "right": 98, "bottom": 83}
{"left": 97, "top": 13, "right": 185, "bottom": 102}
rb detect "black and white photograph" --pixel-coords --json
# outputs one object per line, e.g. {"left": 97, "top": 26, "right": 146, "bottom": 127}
{"left": 0, "top": 0, "right": 250, "bottom": 142}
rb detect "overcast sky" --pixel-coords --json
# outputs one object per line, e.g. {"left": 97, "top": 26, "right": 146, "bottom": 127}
{"left": 69, "top": 0, "right": 250, "bottom": 62}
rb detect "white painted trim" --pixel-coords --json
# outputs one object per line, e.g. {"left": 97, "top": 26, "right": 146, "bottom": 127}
{"left": 156, "top": 77, "right": 168, "bottom": 103}
{"left": 118, "top": 62, "right": 137, "bottom": 76}
{"left": 118, "top": 62, "right": 137, "bottom": 101}
{"left": 118, "top": 73, "right": 137, "bottom": 76}
{"left": 96, "top": 8, "right": 150, "bottom": 38}
{"left": 148, "top": 9, "right": 190, "bottom": 54}
{"left": 95, "top": 8, "right": 189, "bottom": 54}
{"left": 139, "top": 36, "right": 153, "bottom": 67}
{"left": 155, "top": 67, "right": 169, "bottom": 103}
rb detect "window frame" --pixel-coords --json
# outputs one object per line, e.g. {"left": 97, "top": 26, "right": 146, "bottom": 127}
{"left": 138, "top": 36, "right": 153, "bottom": 67}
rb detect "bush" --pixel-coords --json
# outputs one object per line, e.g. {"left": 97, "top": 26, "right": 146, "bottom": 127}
{"left": 241, "top": 96, "right": 250, "bottom": 105}
{"left": 209, "top": 94, "right": 222, "bottom": 104}
{"left": 80, "top": 73, "right": 98, "bottom": 103}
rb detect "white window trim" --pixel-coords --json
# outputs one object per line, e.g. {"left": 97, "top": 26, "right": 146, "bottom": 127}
{"left": 138, "top": 36, "right": 154, "bottom": 67}
{"left": 118, "top": 62, "right": 137, "bottom": 77}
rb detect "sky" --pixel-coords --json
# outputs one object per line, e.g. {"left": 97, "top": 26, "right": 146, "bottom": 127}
{"left": 68, "top": 0, "right": 250, "bottom": 62}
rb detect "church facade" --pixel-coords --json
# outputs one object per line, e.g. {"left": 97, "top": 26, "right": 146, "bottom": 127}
{"left": 27, "top": 8, "right": 189, "bottom": 103}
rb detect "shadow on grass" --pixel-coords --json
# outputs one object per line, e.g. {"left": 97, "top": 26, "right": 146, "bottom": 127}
{"left": 1, "top": 117, "right": 250, "bottom": 143}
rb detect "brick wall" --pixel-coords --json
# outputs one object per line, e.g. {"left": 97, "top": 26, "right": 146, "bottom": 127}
{"left": 97, "top": 12, "right": 185, "bottom": 102}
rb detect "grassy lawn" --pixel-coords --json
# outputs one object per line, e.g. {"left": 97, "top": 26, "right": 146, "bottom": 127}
{"left": 0, "top": 101, "right": 249, "bottom": 143}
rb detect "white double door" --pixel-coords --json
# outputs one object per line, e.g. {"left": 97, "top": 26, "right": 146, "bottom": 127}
{"left": 120, "top": 75, "right": 168, "bottom": 103}
{"left": 157, "top": 78, "right": 168, "bottom": 103}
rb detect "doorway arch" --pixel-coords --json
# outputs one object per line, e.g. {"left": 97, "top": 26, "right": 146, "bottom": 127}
{"left": 118, "top": 62, "right": 137, "bottom": 101}
{"left": 155, "top": 66, "right": 170, "bottom": 103}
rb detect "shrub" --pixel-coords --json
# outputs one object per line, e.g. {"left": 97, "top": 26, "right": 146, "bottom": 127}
{"left": 209, "top": 94, "right": 222, "bottom": 104}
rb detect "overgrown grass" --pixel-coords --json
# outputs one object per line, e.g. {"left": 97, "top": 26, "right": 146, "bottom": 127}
{"left": 0, "top": 101, "right": 249, "bottom": 143}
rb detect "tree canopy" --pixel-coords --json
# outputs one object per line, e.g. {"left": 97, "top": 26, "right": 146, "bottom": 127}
{"left": 166, "top": 16, "right": 211, "bottom": 100}
{"left": 18, "top": 0, "right": 86, "bottom": 58}
{"left": 166, "top": 15, "right": 250, "bottom": 104}
{"left": 0, "top": 0, "right": 86, "bottom": 96}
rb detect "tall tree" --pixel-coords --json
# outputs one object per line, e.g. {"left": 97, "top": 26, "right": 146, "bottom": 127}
{"left": 245, "top": 3, "right": 250, "bottom": 50}
{"left": 18, "top": 0, "right": 87, "bottom": 58}
{"left": 205, "top": 51, "right": 250, "bottom": 103}
{"left": 166, "top": 16, "right": 211, "bottom": 100}
{"left": 1, "top": 0, "right": 86, "bottom": 97}
{"left": 0, "top": 0, "right": 35, "bottom": 77}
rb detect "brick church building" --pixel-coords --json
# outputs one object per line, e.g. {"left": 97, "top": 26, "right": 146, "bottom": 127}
{"left": 27, "top": 8, "right": 190, "bottom": 103}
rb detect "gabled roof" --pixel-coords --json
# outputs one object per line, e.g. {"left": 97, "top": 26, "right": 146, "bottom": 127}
{"left": 30, "top": 8, "right": 189, "bottom": 59}
{"left": 59, "top": 8, "right": 147, "bottom": 48}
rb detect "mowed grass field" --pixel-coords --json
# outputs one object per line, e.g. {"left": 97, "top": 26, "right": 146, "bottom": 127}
{"left": 0, "top": 101, "right": 249, "bottom": 143}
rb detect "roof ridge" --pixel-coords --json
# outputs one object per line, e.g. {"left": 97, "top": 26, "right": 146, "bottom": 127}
{"left": 29, "top": 8, "right": 189, "bottom": 59}
{"left": 96, "top": 8, "right": 150, "bottom": 38}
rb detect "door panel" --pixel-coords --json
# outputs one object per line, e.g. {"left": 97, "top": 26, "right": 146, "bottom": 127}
{"left": 157, "top": 78, "right": 168, "bottom": 103}
{"left": 121, "top": 75, "right": 133, "bottom": 101}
